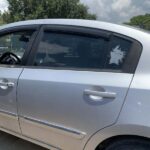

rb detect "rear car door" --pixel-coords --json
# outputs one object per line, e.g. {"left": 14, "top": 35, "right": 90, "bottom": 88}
{"left": 0, "top": 26, "right": 38, "bottom": 133}
{"left": 17, "top": 25, "right": 142, "bottom": 150}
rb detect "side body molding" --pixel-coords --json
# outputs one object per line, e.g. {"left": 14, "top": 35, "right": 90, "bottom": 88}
{"left": 20, "top": 116, "right": 86, "bottom": 139}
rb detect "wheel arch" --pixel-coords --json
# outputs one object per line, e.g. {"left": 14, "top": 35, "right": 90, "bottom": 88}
{"left": 95, "top": 135, "right": 150, "bottom": 150}
{"left": 84, "top": 124, "right": 150, "bottom": 150}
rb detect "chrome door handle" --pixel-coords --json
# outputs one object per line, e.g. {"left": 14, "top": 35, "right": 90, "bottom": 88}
{"left": 0, "top": 80, "right": 14, "bottom": 90}
{"left": 84, "top": 89, "right": 116, "bottom": 99}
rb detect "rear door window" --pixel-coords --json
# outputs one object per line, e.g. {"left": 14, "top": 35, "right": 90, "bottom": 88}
{"left": 31, "top": 27, "right": 141, "bottom": 73}
{"left": 33, "top": 32, "right": 109, "bottom": 70}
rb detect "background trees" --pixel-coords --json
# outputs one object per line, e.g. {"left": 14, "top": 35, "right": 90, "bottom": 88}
{"left": 2, "top": 0, "right": 96, "bottom": 23}
{"left": 0, "top": 0, "right": 149, "bottom": 32}
{"left": 0, "top": 11, "right": 3, "bottom": 25}
{"left": 125, "top": 14, "right": 150, "bottom": 31}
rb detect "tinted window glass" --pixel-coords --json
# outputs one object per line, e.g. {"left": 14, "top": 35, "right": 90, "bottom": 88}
{"left": 0, "top": 31, "right": 34, "bottom": 65}
{"left": 34, "top": 32, "right": 108, "bottom": 70}
{"left": 34, "top": 31, "right": 132, "bottom": 71}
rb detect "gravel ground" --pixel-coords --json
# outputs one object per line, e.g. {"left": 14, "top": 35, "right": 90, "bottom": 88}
{"left": 0, "top": 131, "right": 48, "bottom": 150}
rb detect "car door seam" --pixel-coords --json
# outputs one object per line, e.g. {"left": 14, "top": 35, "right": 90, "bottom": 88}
{"left": 16, "top": 68, "right": 25, "bottom": 134}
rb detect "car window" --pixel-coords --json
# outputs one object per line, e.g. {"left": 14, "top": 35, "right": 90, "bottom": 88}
{"left": 0, "top": 30, "right": 34, "bottom": 65}
{"left": 105, "top": 36, "right": 132, "bottom": 70}
{"left": 33, "top": 31, "right": 132, "bottom": 72}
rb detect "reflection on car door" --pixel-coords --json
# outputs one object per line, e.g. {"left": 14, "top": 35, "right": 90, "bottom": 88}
{"left": 0, "top": 28, "right": 37, "bottom": 133}
{"left": 17, "top": 26, "right": 137, "bottom": 150}
{"left": 0, "top": 68, "right": 23, "bottom": 133}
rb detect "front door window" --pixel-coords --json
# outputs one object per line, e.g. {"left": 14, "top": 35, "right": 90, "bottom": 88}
{"left": 0, "top": 31, "right": 34, "bottom": 65}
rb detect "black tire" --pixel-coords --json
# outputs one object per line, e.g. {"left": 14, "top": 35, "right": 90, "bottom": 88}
{"left": 102, "top": 138, "right": 150, "bottom": 150}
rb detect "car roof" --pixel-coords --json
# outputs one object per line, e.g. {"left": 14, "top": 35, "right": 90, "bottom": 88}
{"left": 0, "top": 19, "right": 149, "bottom": 43}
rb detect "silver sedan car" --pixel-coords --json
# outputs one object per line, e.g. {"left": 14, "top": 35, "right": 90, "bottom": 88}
{"left": 0, "top": 19, "right": 150, "bottom": 150}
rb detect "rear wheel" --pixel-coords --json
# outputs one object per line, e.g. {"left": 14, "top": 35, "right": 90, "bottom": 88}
{"left": 99, "top": 138, "right": 150, "bottom": 150}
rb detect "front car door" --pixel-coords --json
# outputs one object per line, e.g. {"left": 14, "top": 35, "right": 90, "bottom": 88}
{"left": 18, "top": 25, "right": 141, "bottom": 150}
{"left": 0, "top": 26, "right": 38, "bottom": 133}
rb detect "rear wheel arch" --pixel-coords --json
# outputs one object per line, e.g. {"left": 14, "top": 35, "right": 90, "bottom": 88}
{"left": 84, "top": 124, "right": 150, "bottom": 150}
{"left": 95, "top": 135, "right": 150, "bottom": 150}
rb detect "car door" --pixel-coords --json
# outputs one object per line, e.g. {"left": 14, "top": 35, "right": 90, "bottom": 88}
{"left": 0, "top": 26, "right": 38, "bottom": 133}
{"left": 17, "top": 25, "right": 141, "bottom": 150}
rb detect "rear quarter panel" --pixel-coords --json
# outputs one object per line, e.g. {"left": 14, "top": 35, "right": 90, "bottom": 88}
{"left": 84, "top": 32, "right": 150, "bottom": 150}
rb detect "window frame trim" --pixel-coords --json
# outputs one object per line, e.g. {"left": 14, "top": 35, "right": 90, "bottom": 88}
{"left": 27, "top": 24, "right": 142, "bottom": 74}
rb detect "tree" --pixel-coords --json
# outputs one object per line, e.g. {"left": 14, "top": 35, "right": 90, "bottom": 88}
{"left": 3, "top": 0, "right": 96, "bottom": 23}
{"left": 0, "top": 11, "right": 3, "bottom": 25}
{"left": 125, "top": 14, "right": 150, "bottom": 31}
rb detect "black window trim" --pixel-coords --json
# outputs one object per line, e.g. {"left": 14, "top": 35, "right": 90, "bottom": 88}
{"left": 43, "top": 25, "right": 111, "bottom": 39}
{"left": 0, "top": 24, "right": 142, "bottom": 74}
{"left": 111, "top": 33, "right": 142, "bottom": 73}
{"left": 27, "top": 24, "right": 142, "bottom": 74}
{"left": 0, "top": 25, "right": 41, "bottom": 67}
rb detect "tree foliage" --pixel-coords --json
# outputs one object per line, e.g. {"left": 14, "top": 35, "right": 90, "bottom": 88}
{"left": 2, "top": 0, "right": 96, "bottom": 23}
{"left": 0, "top": 11, "right": 4, "bottom": 25}
{"left": 125, "top": 14, "right": 150, "bottom": 31}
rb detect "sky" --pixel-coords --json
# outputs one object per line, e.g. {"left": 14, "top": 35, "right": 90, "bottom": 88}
{"left": 81, "top": 0, "right": 150, "bottom": 23}
{"left": 0, "top": 0, "right": 150, "bottom": 24}
{"left": 0, "top": 0, "right": 8, "bottom": 12}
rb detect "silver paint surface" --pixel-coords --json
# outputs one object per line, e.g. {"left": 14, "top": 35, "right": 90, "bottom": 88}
{"left": 0, "top": 19, "right": 149, "bottom": 150}
{"left": 18, "top": 69, "right": 132, "bottom": 150}
{"left": 0, "top": 67, "right": 23, "bottom": 133}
